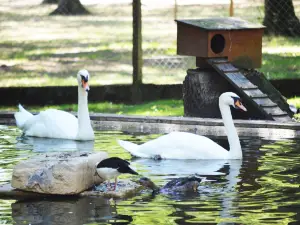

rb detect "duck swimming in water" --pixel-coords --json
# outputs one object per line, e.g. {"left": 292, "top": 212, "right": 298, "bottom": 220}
{"left": 138, "top": 176, "right": 202, "bottom": 194}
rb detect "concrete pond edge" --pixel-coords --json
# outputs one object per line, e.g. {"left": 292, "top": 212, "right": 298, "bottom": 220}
{"left": 0, "top": 111, "right": 300, "bottom": 139}
{"left": 1, "top": 112, "right": 300, "bottom": 200}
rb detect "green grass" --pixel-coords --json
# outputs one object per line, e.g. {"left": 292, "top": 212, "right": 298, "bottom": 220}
{"left": 2, "top": 97, "right": 299, "bottom": 120}
{"left": 288, "top": 97, "right": 300, "bottom": 109}
{"left": 0, "top": 100, "right": 184, "bottom": 117}
{"left": 260, "top": 36, "right": 300, "bottom": 79}
{"left": 1, "top": 2, "right": 300, "bottom": 87}
{"left": 288, "top": 97, "right": 300, "bottom": 120}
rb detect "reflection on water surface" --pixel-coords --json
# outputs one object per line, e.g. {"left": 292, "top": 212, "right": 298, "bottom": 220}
{"left": 0, "top": 125, "right": 300, "bottom": 224}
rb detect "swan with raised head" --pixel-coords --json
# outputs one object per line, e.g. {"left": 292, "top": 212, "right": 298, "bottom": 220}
{"left": 118, "top": 92, "right": 246, "bottom": 159}
{"left": 14, "top": 69, "right": 94, "bottom": 141}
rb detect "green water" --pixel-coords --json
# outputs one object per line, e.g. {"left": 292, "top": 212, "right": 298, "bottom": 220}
{"left": 1, "top": 125, "right": 300, "bottom": 225}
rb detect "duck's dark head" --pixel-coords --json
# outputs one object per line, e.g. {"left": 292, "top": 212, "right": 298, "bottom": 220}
{"left": 138, "top": 177, "right": 159, "bottom": 191}
{"left": 181, "top": 180, "right": 200, "bottom": 192}
{"left": 166, "top": 176, "right": 201, "bottom": 192}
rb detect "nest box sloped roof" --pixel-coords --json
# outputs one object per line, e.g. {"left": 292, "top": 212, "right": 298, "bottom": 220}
{"left": 176, "top": 17, "right": 265, "bottom": 31}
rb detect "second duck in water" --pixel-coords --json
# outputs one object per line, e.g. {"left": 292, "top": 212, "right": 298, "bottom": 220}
{"left": 138, "top": 176, "right": 202, "bottom": 194}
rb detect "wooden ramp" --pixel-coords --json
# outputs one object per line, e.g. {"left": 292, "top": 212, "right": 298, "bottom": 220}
{"left": 206, "top": 58, "right": 292, "bottom": 122}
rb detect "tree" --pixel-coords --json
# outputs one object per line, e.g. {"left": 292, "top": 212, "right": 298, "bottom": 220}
{"left": 131, "top": 0, "right": 143, "bottom": 103}
{"left": 50, "top": 0, "right": 89, "bottom": 15}
{"left": 263, "top": 0, "right": 300, "bottom": 36}
{"left": 42, "top": 0, "right": 58, "bottom": 4}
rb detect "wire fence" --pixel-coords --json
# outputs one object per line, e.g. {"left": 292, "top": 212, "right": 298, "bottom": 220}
{"left": 0, "top": 0, "right": 299, "bottom": 87}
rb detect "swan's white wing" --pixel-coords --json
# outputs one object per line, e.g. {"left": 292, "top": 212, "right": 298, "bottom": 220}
{"left": 135, "top": 132, "right": 229, "bottom": 159}
{"left": 23, "top": 109, "right": 78, "bottom": 139}
{"left": 14, "top": 104, "right": 33, "bottom": 129}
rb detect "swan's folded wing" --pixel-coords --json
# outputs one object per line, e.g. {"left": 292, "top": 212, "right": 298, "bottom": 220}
{"left": 23, "top": 109, "right": 78, "bottom": 139}
{"left": 137, "top": 132, "right": 229, "bottom": 159}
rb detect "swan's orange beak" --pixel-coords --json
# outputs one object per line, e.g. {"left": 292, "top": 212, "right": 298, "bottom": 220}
{"left": 235, "top": 100, "right": 247, "bottom": 111}
{"left": 82, "top": 80, "right": 90, "bottom": 92}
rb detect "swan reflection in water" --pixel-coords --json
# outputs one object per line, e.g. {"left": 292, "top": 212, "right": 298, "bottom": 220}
{"left": 133, "top": 157, "right": 242, "bottom": 223}
{"left": 133, "top": 158, "right": 228, "bottom": 176}
{"left": 15, "top": 136, "right": 94, "bottom": 152}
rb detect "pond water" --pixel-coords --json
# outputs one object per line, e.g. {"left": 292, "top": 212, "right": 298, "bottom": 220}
{"left": 1, "top": 125, "right": 300, "bottom": 225}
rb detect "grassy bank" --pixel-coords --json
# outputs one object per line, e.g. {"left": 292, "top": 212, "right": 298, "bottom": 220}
{"left": 1, "top": 96, "right": 300, "bottom": 119}
{"left": 0, "top": 100, "right": 184, "bottom": 117}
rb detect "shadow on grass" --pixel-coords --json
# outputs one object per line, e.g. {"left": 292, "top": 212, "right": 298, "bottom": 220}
{"left": 0, "top": 67, "right": 132, "bottom": 78}
{"left": 33, "top": 49, "right": 132, "bottom": 62}
{"left": 0, "top": 41, "right": 132, "bottom": 61}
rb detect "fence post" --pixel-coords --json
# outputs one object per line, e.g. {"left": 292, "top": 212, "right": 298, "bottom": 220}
{"left": 132, "top": 0, "right": 143, "bottom": 103}
{"left": 229, "top": 0, "right": 234, "bottom": 17}
{"left": 174, "top": 0, "right": 178, "bottom": 20}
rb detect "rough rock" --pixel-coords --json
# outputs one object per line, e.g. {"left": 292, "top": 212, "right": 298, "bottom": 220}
{"left": 80, "top": 180, "right": 145, "bottom": 199}
{"left": 0, "top": 180, "right": 145, "bottom": 200}
{"left": 11, "top": 151, "right": 108, "bottom": 195}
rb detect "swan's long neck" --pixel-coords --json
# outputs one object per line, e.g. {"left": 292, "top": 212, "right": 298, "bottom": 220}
{"left": 219, "top": 102, "right": 242, "bottom": 159}
{"left": 76, "top": 87, "right": 94, "bottom": 140}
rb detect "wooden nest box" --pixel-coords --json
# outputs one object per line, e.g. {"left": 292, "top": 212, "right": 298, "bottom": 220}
{"left": 176, "top": 17, "right": 265, "bottom": 69}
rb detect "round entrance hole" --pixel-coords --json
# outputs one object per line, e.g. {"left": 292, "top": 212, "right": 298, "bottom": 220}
{"left": 210, "top": 34, "right": 225, "bottom": 54}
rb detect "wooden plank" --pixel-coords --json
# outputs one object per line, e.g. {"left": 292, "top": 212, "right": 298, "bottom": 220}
{"left": 206, "top": 58, "right": 291, "bottom": 121}
{"left": 228, "top": 29, "right": 264, "bottom": 68}
{"left": 177, "top": 23, "right": 208, "bottom": 57}
{"left": 244, "top": 89, "right": 267, "bottom": 98}
{"left": 215, "top": 63, "right": 239, "bottom": 72}
{"left": 272, "top": 115, "right": 292, "bottom": 122}
{"left": 224, "top": 72, "right": 257, "bottom": 89}
{"left": 252, "top": 98, "right": 277, "bottom": 107}
{"left": 263, "top": 106, "right": 287, "bottom": 116}
{"left": 206, "top": 58, "right": 228, "bottom": 64}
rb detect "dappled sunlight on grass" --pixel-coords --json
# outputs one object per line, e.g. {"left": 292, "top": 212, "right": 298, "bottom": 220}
{"left": 258, "top": 36, "right": 300, "bottom": 80}
{"left": 0, "top": 2, "right": 300, "bottom": 87}
{"left": 287, "top": 97, "right": 300, "bottom": 109}
{"left": 260, "top": 53, "right": 300, "bottom": 80}
{"left": 287, "top": 97, "right": 300, "bottom": 121}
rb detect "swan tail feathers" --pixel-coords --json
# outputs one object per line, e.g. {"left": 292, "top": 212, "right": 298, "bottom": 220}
{"left": 117, "top": 140, "right": 145, "bottom": 157}
{"left": 14, "top": 104, "right": 33, "bottom": 129}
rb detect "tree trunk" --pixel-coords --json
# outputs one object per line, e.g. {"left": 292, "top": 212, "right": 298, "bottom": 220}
{"left": 183, "top": 69, "right": 230, "bottom": 118}
{"left": 131, "top": 0, "right": 143, "bottom": 103}
{"left": 183, "top": 68, "right": 266, "bottom": 120}
{"left": 42, "top": 0, "right": 58, "bottom": 4}
{"left": 263, "top": 0, "right": 300, "bottom": 36}
{"left": 50, "top": 0, "right": 89, "bottom": 15}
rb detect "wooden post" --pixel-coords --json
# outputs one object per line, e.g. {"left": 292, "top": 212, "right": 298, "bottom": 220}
{"left": 174, "top": 0, "right": 178, "bottom": 20}
{"left": 229, "top": 0, "right": 234, "bottom": 17}
{"left": 132, "top": 0, "right": 143, "bottom": 103}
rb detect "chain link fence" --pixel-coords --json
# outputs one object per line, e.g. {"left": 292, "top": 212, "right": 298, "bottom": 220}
{"left": 0, "top": 0, "right": 299, "bottom": 87}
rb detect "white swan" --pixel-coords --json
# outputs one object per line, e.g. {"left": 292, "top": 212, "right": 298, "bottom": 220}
{"left": 118, "top": 92, "right": 247, "bottom": 159}
{"left": 14, "top": 69, "right": 94, "bottom": 141}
